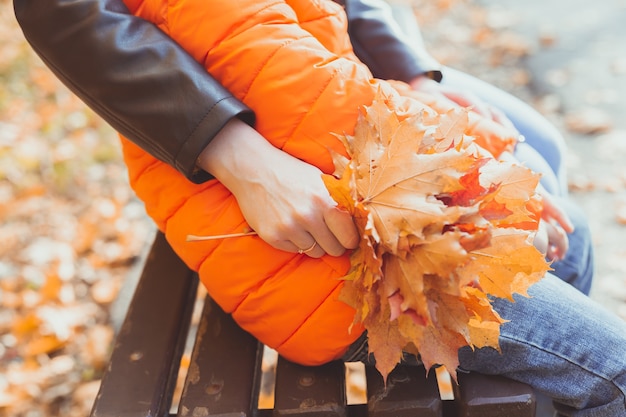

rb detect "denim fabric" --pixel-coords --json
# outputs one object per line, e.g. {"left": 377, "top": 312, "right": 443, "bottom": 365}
{"left": 458, "top": 274, "right": 626, "bottom": 417}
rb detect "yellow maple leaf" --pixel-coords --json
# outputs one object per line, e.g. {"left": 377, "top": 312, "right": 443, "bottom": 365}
{"left": 460, "top": 228, "right": 550, "bottom": 300}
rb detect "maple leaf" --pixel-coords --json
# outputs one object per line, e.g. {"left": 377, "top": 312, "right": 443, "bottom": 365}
{"left": 364, "top": 302, "right": 406, "bottom": 378}
{"left": 460, "top": 228, "right": 550, "bottom": 300}
{"left": 326, "top": 88, "right": 549, "bottom": 382}
{"left": 420, "top": 107, "right": 470, "bottom": 154}
{"left": 478, "top": 160, "right": 543, "bottom": 228}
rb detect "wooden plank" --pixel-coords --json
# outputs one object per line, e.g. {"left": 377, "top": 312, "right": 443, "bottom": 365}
{"left": 365, "top": 365, "right": 442, "bottom": 417}
{"left": 455, "top": 372, "right": 535, "bottom": 417}
{"left": 177, "top": 297, "right": 263, "bottom": 417}
{"left": 274, "top": 358, "right": 347, "bottom": 417}
{"left": 90, "top": 232, "right": 536, "bottom": 417}
{"left": 90, "top": 232, "right": 198, "bottom": 417}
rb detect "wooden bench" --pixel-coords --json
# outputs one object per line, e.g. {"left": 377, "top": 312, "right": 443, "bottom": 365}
{"left": 89, "top": 232, "right": 536, "bottom": 417}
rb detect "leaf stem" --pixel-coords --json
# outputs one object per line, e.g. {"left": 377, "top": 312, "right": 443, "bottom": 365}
{"left": 186, "top": 231, "right": 258, "bottom": 242}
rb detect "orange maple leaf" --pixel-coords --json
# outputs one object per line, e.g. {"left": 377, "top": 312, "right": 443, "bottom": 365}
{"left": 326, "top": 89, "right": 549, "bottom": 382}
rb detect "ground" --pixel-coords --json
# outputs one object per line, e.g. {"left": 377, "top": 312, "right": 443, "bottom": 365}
{"left": 0, "top": 0, "right": 624, "bottom": 416}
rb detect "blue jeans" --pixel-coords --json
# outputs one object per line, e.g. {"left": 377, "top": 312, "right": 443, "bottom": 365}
{"left": 457, "top": 200, "right": 626, "bottom": 417}
{"left": 443, "top": 68, "right": 626, "bottom": 416}
{"left": 458, "top": 273, "right": 626, "bottom": 417}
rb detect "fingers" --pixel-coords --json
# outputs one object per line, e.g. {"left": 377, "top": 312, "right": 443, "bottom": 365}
{"left": 296, "top": 241, "right": 318, "bottom": 255}
{"left": 535, "top": 218, "right": 570, "bottom": 262}
{"left": 388, "top": 291, "right": 403, "bottom": 321}
{"left": 539, "top": 191, "right": 575, "bottom": 233}
{"left": 288, "top": 232, "right": 328, "bottom": 258}
{"left": 283, "top": 206, "right": 354, "bottom": 258}
{"left": 410, "top": 77, "right": 517, "bottom": 132}
{"left": 534, "top": 190, "right": 572, "bottom": 261}
{"left": 545, "top": 204, "right": 575, "bottom": 234}
{"left": 324, "top": 207, "right": 360, "bottom": 249}
{"left": 440, "top": 88, "right": 518, "bottom": 133}
{"left": 288, "top": 207, "right": 359, "bottom": 259}
{"left": 534, "top": 221, "right": 549, "bottom": 255}
{"left": 387, "top": 291, "right": 426, "bottom": 325}
{"left": 545, "top": 221, "right": 569, "bottom": 261}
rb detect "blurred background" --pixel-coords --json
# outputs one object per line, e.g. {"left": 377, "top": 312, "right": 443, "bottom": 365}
{"left": 1, "top": 0, "right": 625, "bottom": 415}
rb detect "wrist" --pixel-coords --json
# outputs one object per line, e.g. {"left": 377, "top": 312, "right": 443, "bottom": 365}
{"left": 197, "top": 119, "right": 260, "bottom": 185}
{"left": 196, "top": 119, "right": 288, "bottom": 195}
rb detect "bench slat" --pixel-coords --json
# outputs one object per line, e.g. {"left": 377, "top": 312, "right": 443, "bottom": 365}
{"left": 455, "top": 372, "right": 536, "bottom": 417}
{"left": 365, "top": 364, "right": 442, "bottom": 417}
{"left": 177, "top": 297, "right": 263, "bottom": 417}
{"left": 274, "top": 358, "right": 347, "bottom": 417}
{"left": 90, "top": 232, "right": 198, "bottom": 417}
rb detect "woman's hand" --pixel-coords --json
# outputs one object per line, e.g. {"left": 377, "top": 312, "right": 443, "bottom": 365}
{"left": 496, "top": 151, "right": 573, "bottom": 262}
{"left": 536, "top": 185, "right": 574, "bottom": 262}
{"left": 409, "top": 75, "right": 516, "bottom": 131}
{"left": 197, "top": 118, "right": 359, "bottom": 258}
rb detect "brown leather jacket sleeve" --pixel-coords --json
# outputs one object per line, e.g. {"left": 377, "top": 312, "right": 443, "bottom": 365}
{"left": 343, "top": 0, "right": 442, "bottom": 83}
{"left": 13, "top": 0, "right": 254, "bottom": 183}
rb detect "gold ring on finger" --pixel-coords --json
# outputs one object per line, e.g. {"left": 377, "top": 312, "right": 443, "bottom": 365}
{"left": 298, "top": 242, "right": 317, "bottom": 255}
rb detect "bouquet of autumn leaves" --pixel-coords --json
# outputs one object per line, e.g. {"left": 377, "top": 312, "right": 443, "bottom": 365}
{"left": 322, "top": 88, "right": 551, "bottom": 382}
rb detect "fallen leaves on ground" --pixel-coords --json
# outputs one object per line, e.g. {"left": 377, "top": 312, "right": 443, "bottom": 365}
{"left": 564, "top": 107, "right": 613, "bottom": 135}
{"left": 1, "top": 3, "right": 153, "bottom": 415}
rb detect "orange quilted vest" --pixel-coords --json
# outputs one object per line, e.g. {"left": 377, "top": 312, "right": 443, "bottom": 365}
{"left": 119, "top": 0, "right": 516, "bottom": 364}
{"left": 119, "top": 0, "right": 387, "bottom": 364}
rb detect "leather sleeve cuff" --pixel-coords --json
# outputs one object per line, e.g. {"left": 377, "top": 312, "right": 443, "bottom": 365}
{"left": 181, "top": 100, "right": 255, "bottom": 184}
